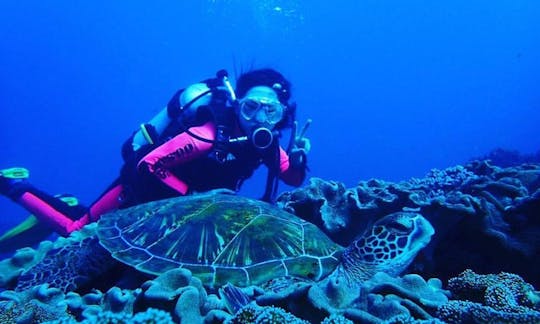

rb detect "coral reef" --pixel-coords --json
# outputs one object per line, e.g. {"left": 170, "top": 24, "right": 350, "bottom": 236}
{"left": 0, "top": 284, "right": 70, "bottom": 323}
{"left": 278, "top": 161, "right": 540, "bottom": 287}
{"left": 44, "top": 308, "right": 174, "bottom": 324}
{"left": 253, "top": 272, "right": 449, "bottom": 323}
{"left": 436, "top": 269, "right": 540, "bottom": 323}
{"left": 447, "top": 269, "right": 540, "bottom": 310}
{"left": 4, "top": 268, "right": 538, "bottom": 323}
{"left": 0, "top": 269, "right": 226, "bottom": 323}
{"left": 1, "top": 160, "right": 539, "bottom": 323}
{"left": 226, "top": 304, "right": 309, "bottom": 324}
{"left": 472, "top": 147, "right": 540, "bottom": 168}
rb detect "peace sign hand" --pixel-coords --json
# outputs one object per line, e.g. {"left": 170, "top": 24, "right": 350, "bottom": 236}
{"left": 289, "top": 119, "right": 312, "bottom": 168}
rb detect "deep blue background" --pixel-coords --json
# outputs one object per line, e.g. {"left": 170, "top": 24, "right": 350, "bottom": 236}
{"left": 1, "top": 1, "right": 539, "bottom": 233}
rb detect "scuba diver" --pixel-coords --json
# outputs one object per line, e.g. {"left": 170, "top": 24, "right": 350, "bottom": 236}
{"left": 0, "top": 68, "right": 311, "bottom": 242}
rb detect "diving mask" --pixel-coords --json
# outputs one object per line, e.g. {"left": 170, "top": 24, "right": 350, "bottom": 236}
{"left": 239, "top": 97, "right": 285, "bottom": 125}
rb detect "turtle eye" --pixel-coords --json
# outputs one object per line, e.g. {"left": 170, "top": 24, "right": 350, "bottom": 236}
{"left": 386, "top": 221, "right": 410, "bottom": 233}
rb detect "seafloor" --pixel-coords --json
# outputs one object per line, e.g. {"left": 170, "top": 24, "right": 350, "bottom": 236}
{"left": 0, "top": 156, "right": 539, "bottom": 323}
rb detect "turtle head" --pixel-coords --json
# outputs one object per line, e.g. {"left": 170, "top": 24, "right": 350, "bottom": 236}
{"left": 341, "top": 212, "right": 434, "bottom": 283}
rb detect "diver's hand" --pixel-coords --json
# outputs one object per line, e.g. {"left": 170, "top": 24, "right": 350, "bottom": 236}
{"left": 289, "top": 137, "right": 310, "bottom": 169}
{"left": 289, "top": 119, "right": 312, "bottom": 168}
{"left": 293, "top": 118, "right": 312, "bottom": 154}
{"left": 294, "top": 136, "right": 311, "bottom": 154}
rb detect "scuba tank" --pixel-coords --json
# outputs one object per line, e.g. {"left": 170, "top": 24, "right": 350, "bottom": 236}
{"left": 128, "top": 70, "right": 234, "bottom": 156}
{"left": 176, "top": 70, "right": 238, "bottom": 163}
{"left": 128, "top": 84, "right": 212, "bottom": 153}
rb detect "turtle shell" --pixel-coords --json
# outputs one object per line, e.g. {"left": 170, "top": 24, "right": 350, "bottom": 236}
{"left": 97, "top": 192, "right": 342, "bottom": 288}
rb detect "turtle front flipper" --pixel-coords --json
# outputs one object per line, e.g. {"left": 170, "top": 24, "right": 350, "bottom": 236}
{"left": 340, "top": 212, "right": 435, "bottom": 284}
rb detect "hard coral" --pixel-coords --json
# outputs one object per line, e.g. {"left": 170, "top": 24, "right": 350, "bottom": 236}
{"left": 410, "top": 165, "right": 478, "bottom": 192}
{"left": 43, "top": 308, "right": 174, "bottom": 324}
{"left": 0, "top": 284, "right": 70, "bottom": 323}
{"left": 227, "top": 304, "right": 309, "bottom": 324}
{"left": 436, "top": 270, "right": 540, "bottom": 323}
{"left": 437, "top": 300, "right": 540, "bottom": 324}
{"left": 448, "top": 269, "right": 539, "bottom": 310}
{"left": 85, "top": 308, "right": 174, "bottom": 324}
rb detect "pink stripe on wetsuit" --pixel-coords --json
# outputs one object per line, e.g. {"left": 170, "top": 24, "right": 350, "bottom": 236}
{"left": 17, "top": 184, "right": 124, "bottom": 236}
{"left": 138, "top": 121, "right": 303, "bottom": 194}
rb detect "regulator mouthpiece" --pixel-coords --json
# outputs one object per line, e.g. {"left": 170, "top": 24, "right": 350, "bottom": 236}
{"left": 251, "top": 127, "right": 274, "bottom": 149}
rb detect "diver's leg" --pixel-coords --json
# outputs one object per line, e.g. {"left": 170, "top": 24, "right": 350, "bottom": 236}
{"left": 0, "top": 193, "right": 81, "bottom": 247}
{"left": 1, "top": 168, "right": 125, "bottom": 236}
{"left": 16, "top": 190, "right": 81, "bottom": 236}
{"left": 85, "top": 183, "right": 124, "bottom": 222}
{"left": 16, "top": 183, "right": 125, "bottom": 236}
{"left": 2, "top": 178, "right": 85, "bottom": 235}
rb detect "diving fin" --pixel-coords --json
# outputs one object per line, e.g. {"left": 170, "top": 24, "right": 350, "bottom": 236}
{"left": 0, "top": 215, "right": 40, "bottom": 242}
{"left": 0, "top": 167, "right": 29, "bottom": 180}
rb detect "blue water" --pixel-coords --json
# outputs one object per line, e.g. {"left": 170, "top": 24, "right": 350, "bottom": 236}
{"left": 1, "top": 1, "right": 539, "bottom": 234}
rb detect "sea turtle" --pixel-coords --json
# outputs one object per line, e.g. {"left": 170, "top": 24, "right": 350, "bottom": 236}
{"left": 96, "top": 191, "right": 435, "bottom": 289}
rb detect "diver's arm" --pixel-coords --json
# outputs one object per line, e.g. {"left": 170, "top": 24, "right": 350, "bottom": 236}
{"left": 137, "top": 122, "right": 216, "bottom": 195}
{"left": 278, "top": 146, "right": 307, "bottom": 187}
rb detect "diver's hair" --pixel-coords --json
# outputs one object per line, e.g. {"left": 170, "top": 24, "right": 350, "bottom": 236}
{"left": 235, "top": 68, "right": 295, "bottom": 129}
{"left": 235, "top": 68, "right": 292, "bottom": 104}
